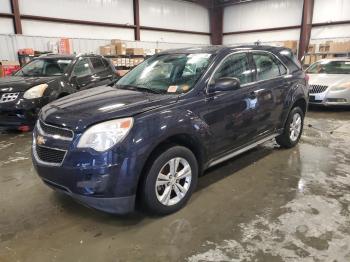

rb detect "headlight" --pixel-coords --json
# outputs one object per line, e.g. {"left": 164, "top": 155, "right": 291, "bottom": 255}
{"left": 23, "top": 84, "right": 48, "bottom": 99}
{"left": 331, "top": 82, "right": 350, "bottom": 91}
{"left": 77, "top": 118, "right": 133, "bottom": 152}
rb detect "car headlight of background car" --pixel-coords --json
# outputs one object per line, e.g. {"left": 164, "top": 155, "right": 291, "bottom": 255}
{"left": 23, "top": 84, "right": 48, "bottom": 99}
{"left": 330, "top": 82, "right": 350, "bottom": 91}
{"left": 77, "top": 118, "right": 134, "bottom": 152}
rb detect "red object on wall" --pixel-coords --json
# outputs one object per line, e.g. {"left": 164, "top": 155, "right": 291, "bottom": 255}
{"left": 0, "top": 61, "right": 21, "bottom": 77}
{"left": 59, "top": 38, "right": 71, "bottom": 54}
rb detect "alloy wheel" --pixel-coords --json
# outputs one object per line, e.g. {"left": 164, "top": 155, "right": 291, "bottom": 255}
{"left": 155, "top": 157, "right": 192, "bottom": 206}
{"left": 289, "top": 112, "right": 302, "bottom": 142}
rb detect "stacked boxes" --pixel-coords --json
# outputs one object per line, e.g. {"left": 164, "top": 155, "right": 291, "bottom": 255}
{"left": 319, "top": 41, "right": 332, "bottom": 52}
{"left": 329, "top": 41, "right": 350, "bottom": 53}
{"left": 282, "top": 40, "right": 298, "bottom": 52}
{"left": 110, "top": 57, "right": 144, "bottom": 68}
{"left": 100, "top": 39, "right": 127, "bottom": 56}
{"left": 126, "top": 48, "right": 144, "bottom": 56}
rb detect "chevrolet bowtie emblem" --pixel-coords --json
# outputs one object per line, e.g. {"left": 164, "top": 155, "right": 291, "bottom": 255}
{"left": 37, "top": 135, "right": 46, "bottom": 145}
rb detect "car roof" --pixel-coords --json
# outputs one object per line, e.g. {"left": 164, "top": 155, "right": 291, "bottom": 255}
{"left": 36, "top": 53, "right": 105, "bottom": 60}
{"left": 36, "top": 54, "right": 75, "bottom": 60}
{"left": 159, "top": 45, "right": 288, "bottom": 55}
{"left": 316, "top": 57, "right": 350, "bottom": 62}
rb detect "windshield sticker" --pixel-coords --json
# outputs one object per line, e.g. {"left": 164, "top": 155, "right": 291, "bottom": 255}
{"left": 167, "top": 85, "right": 178, "bottom": 93}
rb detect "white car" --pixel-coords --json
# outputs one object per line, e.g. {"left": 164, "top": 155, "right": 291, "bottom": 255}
{"left": 306, "top": 58, "right": 350, "bottom": 106}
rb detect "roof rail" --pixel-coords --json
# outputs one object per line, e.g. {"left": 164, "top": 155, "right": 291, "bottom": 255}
{"left": 76, "top": 53, "right": 102, "bottom": 58}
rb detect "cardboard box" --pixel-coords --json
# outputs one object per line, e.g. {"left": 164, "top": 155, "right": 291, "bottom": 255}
{"left": 283, "top": 40, "right": 298, "bottom": 51}
{"left": 319, "top": 41, "right": 332, "bottom": 53}
{"left": 100, "top": 46, "right": 112, "bottom": 56}
{"left": 307, "top": 44, "right": 316, "bottom": 53}
{"left": 111, "top": 39, "right": 122, "bottom": 45}
{"left": 304, "top": 55, "right": 311, "bottom": 65}
{"left": 126, "top": 48, "right": 144, "bottom": 56}
{"left": 329, "top": 41, "right": 350, "bottom": 53}
{"left": 115, "top": 42, "right": 126, "bottom": 55}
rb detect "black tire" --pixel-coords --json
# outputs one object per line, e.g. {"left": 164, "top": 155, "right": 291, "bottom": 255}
{"left": 140, "top": 145, "right": 198, "bottom": 215}
{"left": 276, "top": 106, "right": 304, "bottom": 148}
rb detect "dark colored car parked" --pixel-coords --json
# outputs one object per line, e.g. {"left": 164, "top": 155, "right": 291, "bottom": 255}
{"left": 32, "top": 45, "right": 308, "bottom": 215}
{"left": 0, "top": 54, "right": 116, "bottom": 130}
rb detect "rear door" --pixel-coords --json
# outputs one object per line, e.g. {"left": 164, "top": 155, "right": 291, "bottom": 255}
{"left": 89, "top": 57, "right": 115, "bottom": 86}
{"left": 249, "top": 51, "right": 289, "bottom": 136}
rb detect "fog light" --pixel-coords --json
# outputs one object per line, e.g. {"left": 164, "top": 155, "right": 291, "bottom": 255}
{"left": 327, "top": 98, "right": 347, "bottom": 103}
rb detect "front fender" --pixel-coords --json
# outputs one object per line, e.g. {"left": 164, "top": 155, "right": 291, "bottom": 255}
{"left": 122, "top": 107, "right": 211, "bottom": 194}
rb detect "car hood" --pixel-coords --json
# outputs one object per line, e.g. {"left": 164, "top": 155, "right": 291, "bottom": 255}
{"left": 308, "top": 74, "right": 350, "bottom": 87}
{"left": 40, "top": 85, "right": 178, "bottom": 131}
{"left": 0, "top": 76, "right": 59, "bottom": 92}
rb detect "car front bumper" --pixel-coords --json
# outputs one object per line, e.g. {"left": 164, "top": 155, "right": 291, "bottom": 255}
{"left": 0, "top": 97, "right": 44, "bottom": 129}
{"left": 309, "top": 89, "right": 350, "bottom": 106}
{"left": 42, "top": 178, "right": 135, "bottom": 214}
{"left": 31, "top": 125, "right": 140, "bottom": 214}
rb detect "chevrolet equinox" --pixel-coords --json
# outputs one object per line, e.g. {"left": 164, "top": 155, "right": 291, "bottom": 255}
{"left": 32, "top": 46, "right": 308, "bottom": 215}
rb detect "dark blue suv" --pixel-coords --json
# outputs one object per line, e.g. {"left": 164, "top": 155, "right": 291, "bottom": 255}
{"left": 32, "top": 45, "right": 308, "bottom": 215}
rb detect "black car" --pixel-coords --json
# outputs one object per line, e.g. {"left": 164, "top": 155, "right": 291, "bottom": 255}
{"left": 32, "top": 45, "right": 308, "bottom": 215}
{"left": 0, "top": 54, "right": 116, "bottom": 130}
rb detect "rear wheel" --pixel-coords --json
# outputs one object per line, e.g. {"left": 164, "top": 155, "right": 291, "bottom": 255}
{"left": 141, "top": 146, "right": 198, "bottom": 215}
{"left": 276, "top": 106, "right": 304, "bottom": 148}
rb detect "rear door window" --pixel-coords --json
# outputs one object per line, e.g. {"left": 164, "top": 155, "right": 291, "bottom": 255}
{"left": 213, "top": 53, "right": 254, "bottom": 85}
{"left": 90, "top": 57, "right": 105, "bottom": 73}
{"left": 252, "top": 53, "right": 282, "bottom": 81}
{"left": 73, "top": 58, "right": 92, "bottom": 77}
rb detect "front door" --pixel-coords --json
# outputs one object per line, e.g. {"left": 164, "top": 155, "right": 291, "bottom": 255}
{"left": 202, "top": 52, "right": 257, "bottom": 156}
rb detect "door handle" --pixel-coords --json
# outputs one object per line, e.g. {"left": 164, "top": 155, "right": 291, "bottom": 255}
{"left": 248, "top": 91, "right": 257, "bottom": 99}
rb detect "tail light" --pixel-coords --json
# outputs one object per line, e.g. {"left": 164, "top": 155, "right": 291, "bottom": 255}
{"left": 18, "top": 125, "right": 30, "bottom": 132}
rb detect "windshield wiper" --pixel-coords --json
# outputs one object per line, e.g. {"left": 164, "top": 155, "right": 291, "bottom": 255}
{"left": 116, "top": 85, "right": 165, "bottom": 94}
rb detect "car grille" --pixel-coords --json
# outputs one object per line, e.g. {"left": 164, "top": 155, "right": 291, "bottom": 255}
{"left": 38, "top": 120, "right": 74, "bottom": 140}
{"left": 0, "top": 92, "right": 19, "bottom": 103}
{"left": 35, "top": 145, "right": 66, "bottom": 165}
{"left": 309, "top": 85, "right": 328, "bottom": 94}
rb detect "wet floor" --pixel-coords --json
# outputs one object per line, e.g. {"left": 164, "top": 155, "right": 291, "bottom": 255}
{"left": 0, "top": 108, "right": 349, "bottom": 262}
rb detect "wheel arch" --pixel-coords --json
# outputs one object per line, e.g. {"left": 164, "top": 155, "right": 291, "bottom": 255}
{"left": 135, "top": 133, "right": 206, "bottom": 202}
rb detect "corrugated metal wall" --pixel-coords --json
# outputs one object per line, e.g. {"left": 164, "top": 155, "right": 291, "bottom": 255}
{"left": 0, "top": 0, "right": 211, "bottom": 61}
{"left": 223, "top": 0, "right": 350, "bottom": 45}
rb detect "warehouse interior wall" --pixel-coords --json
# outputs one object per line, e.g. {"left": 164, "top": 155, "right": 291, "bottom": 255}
{"left": 0, "top": 0, "right": 210, "bottom": 61}
{"left": 223, "top": 0, "right": 350, "bottom": 46}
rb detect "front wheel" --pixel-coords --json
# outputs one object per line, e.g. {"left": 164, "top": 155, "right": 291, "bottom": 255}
{"left": 276, "top": 106, "right": 304, "bottom": 148}
{"left": 140, "top": 146, "right": 198, "bottom": 215}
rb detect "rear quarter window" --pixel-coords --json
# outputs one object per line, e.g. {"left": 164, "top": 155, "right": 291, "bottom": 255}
{"left": 278, "top": 49, "right": 301, "bottom": 73}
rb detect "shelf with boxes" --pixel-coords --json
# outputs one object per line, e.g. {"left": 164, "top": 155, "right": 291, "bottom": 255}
{"left": 303, "top": 41, "right": 350, "bottom": 66}
{"left": 100, "top": 39, "right": 161, "bottom": 76}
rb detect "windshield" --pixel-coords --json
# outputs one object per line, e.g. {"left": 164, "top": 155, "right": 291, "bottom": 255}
{"left": 306, "top": 60, "right": 350, "bottom": 74}
{"left": 15, "top": 58, "right": 72, "bottom": 77}
{"left": 116, "top": 53, "right": 213, "bottom": 94}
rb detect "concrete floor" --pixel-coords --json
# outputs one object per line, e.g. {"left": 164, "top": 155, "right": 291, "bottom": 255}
{"left": 0, "top": 108, "right": 349, "bottom": 262}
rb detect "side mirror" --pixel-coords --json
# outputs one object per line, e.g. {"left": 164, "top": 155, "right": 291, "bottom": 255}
{"left": 209, "top": 77, "right": 240, "bottom": 93}
{"left": 70, "top": 75, "right": 77, "bottom": 83}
